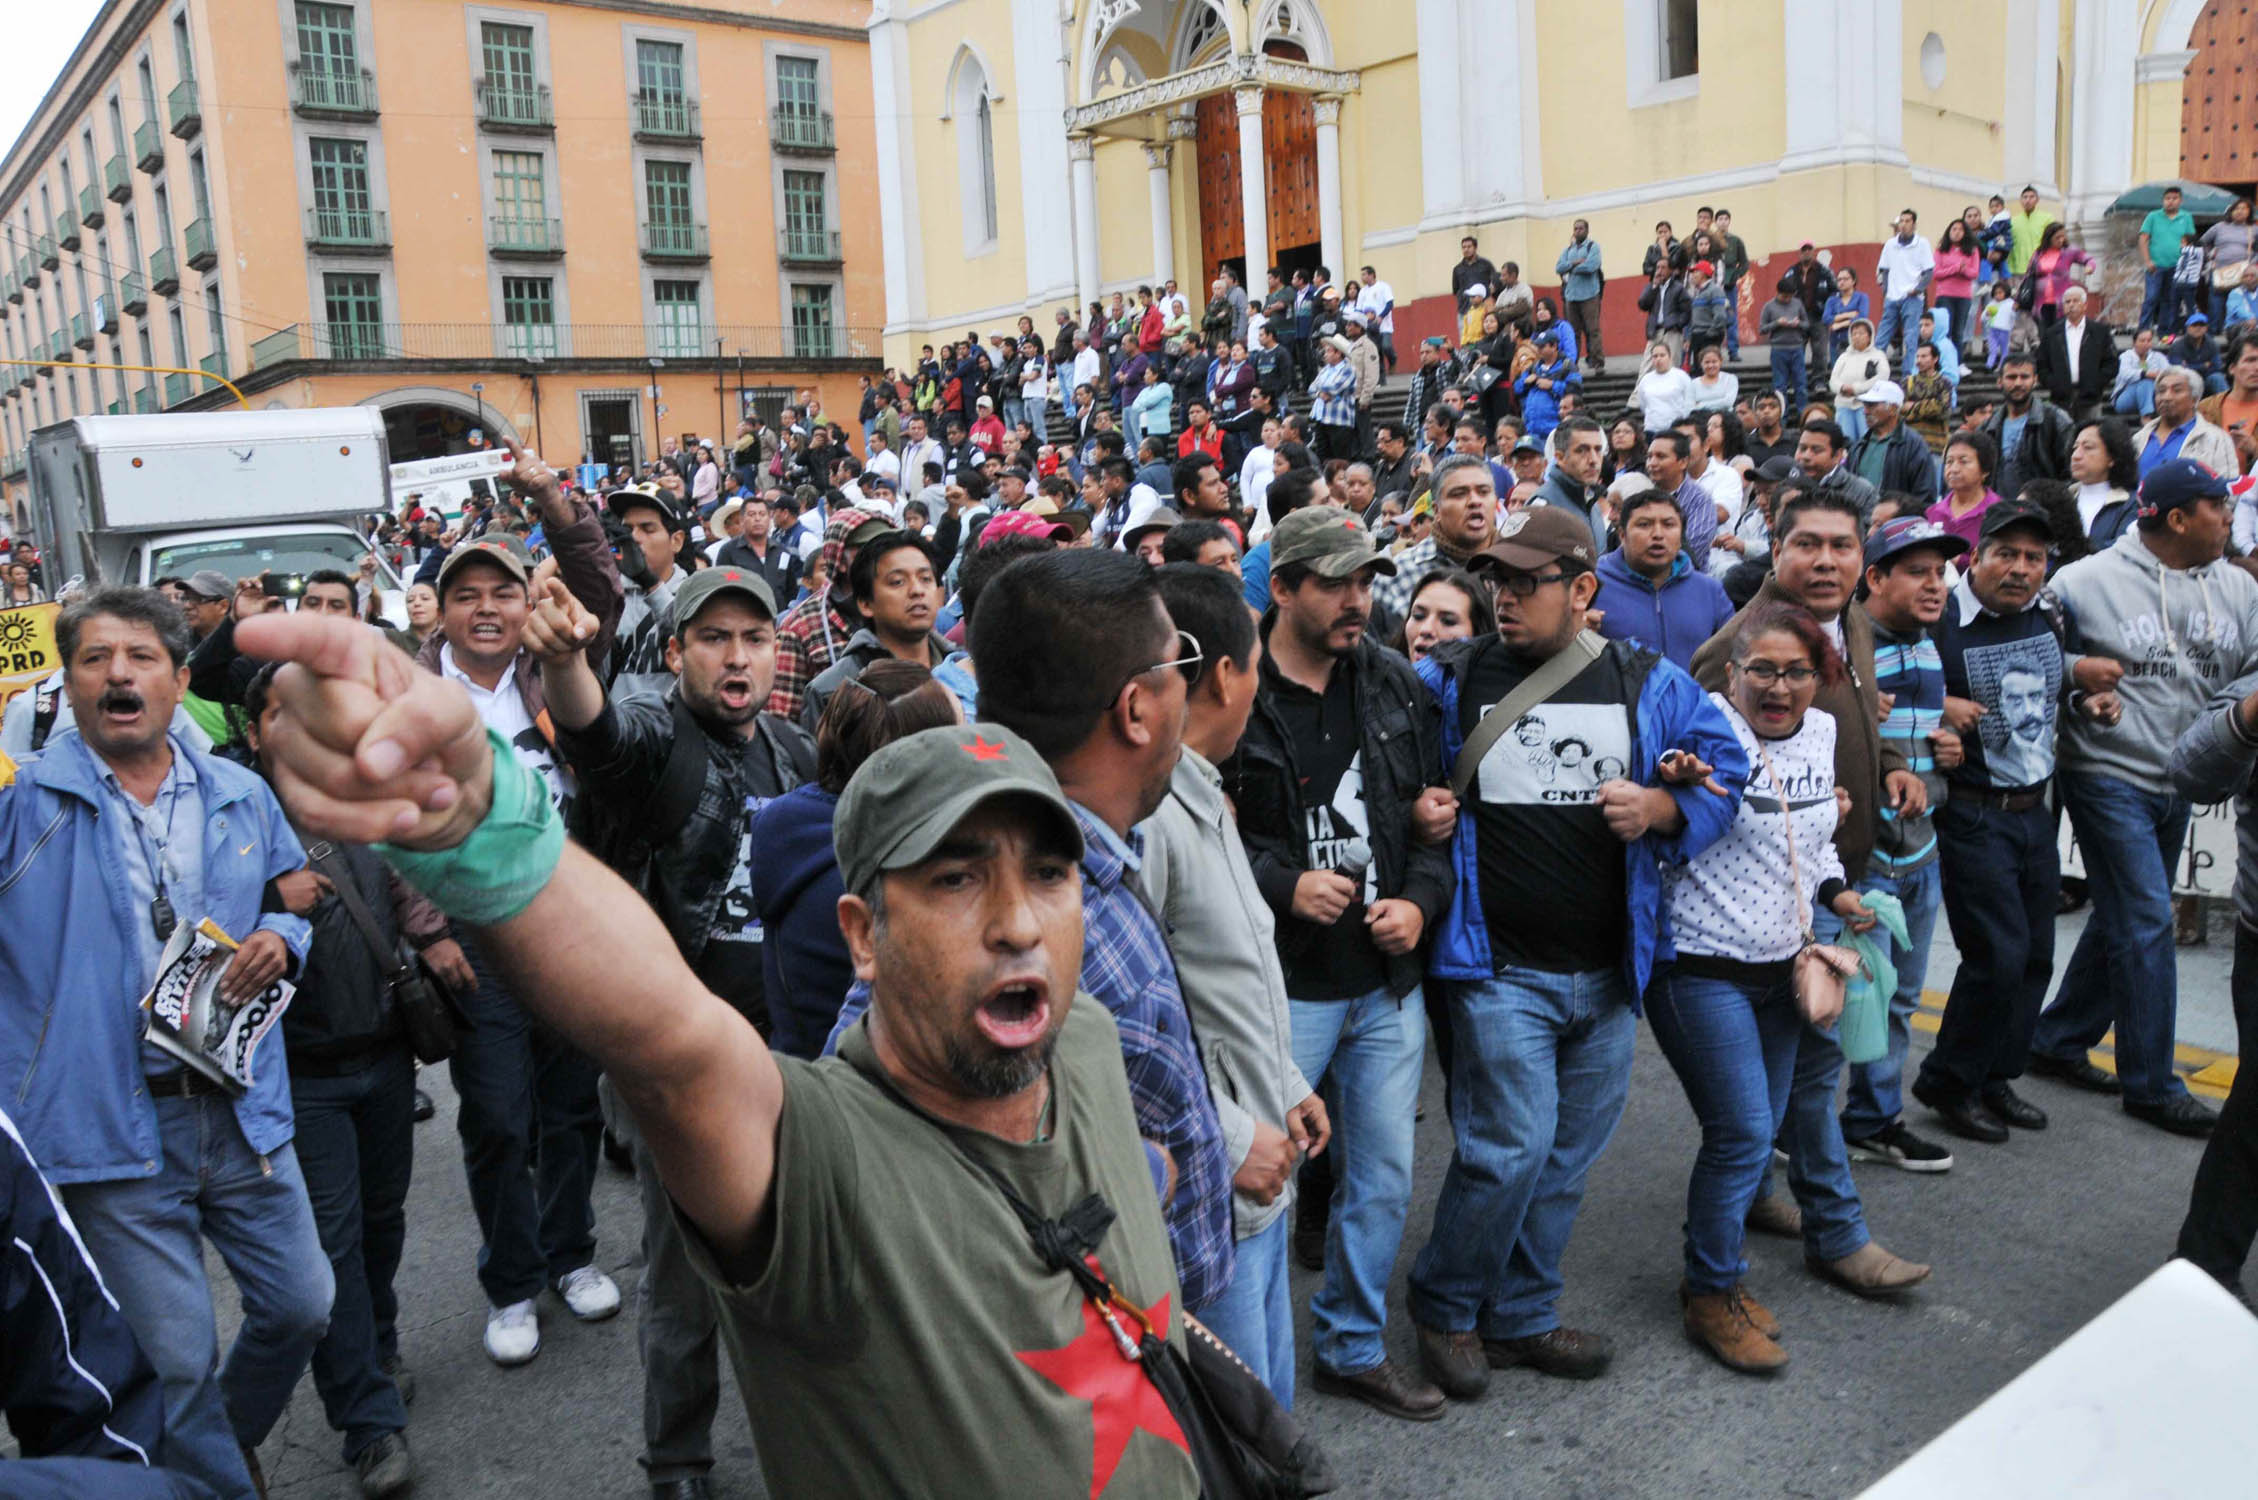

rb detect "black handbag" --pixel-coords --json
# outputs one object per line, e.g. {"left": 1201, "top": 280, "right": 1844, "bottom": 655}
{"left": 306, "top": 842, "right": 470, "bottom": 1064}
{"left": 847, "top": 1054, "right": 1336, "bottom": 1500}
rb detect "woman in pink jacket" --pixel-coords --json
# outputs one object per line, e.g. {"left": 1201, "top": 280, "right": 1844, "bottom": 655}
{"left": 1933, "top": 218, "right": 1982, "bottom": 357}
{"left": 2029, "top": 223, "right": 2095, "bottom": 325}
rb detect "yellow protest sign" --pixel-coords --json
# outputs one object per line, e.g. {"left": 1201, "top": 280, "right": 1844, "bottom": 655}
{"left": 0, "top": 602, "right": 61, "bottom": 708}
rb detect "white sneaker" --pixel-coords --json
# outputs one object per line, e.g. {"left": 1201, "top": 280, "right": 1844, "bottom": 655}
{"left": 553, "top": 1264, "right": 620, "bottom": 1322}
{"left": 484, "top": 1299, "right": 540, "bottom": 1366}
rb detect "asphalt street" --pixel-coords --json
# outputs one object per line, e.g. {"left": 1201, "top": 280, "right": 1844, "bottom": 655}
{"left": 237, "top": 907, "right": 2243, "bottom": 1500}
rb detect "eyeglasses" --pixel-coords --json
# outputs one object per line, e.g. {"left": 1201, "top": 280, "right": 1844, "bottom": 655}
{"left": 1107, "top": 628, "right": 1205, "bottom": 704}
{"left": 1492, "top": 570, "right": 1573, "bottom": 599}
{"left": 1733, "top": 662, "right": 1819, "bottom": 686}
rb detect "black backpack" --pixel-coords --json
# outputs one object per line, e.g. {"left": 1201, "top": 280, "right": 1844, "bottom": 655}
{"left": 576, "top": 697, "right": 815, "bottom": 885}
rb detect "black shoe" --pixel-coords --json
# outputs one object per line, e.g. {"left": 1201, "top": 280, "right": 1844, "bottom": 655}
{"left": 1843, "top": 1120, "right": 1954, "bottom": 1173}
{"left": 412, "top": 1087, "right": 434, "bottom": 1123}
{"left": 650, "top": 1479, "right": 713, "bottom": 1500}
{"left": 379, "top": 1353, "right": 416, "bottom": 1405}
{"left": 2124, "top": 1093, "right": 2219, "bottom": 1138}
{"left": 353, "top": 1432, "right": 412, "bottom": 1498}
{"left": 1980, "top": 1083, "right": 2048, "bottom": 1130}
{"left": 602, "top": 1127, "right": 635, "bottom": 1174}
{"left": 1913, "top": 1082, "right": 2009, "bottom": 1143}
{"left": 2027, "top": 1051, "right": 2121, "bottom": 1094}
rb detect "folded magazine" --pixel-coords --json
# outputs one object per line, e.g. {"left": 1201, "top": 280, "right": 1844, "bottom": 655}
{"left": 140, "top": 918, "right": 295, "bottom": 1096}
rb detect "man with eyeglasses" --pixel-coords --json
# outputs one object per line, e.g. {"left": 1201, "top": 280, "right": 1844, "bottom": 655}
{"left": 1227, "top": 506, "right": 1455, "bottom": 1421}
{"left": 1408, "top": 506, "right": 1745, "bottom": 1404}
{"left": 1694, "top": 486, "right": 1946, "bottom": 1288}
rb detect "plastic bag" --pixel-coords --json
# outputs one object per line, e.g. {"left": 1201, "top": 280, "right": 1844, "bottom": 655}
{"left": 1838, "top": 890, "right": 1909, "bottom": 1065}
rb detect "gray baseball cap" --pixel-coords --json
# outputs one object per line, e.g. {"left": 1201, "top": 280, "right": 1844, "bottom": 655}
{"left": 671, "top": 564, "right": 778, "bottom": 631}
{"left": 833, "top": 724, "right": 1084, "bottom": 897}
{"left": 183, "top": 569, "right": 234, "bottom": 600}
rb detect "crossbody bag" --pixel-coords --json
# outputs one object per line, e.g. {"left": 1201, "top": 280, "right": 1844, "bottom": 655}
{"left": 305, "top": 842, "right": 470, "bottom": 1064}
{"left": 1746, "top": 737, "right": 1859, "bottom": 1027}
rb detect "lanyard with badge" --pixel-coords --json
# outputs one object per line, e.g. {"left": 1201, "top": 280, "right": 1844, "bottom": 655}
{"left": 122, "top": 780, "right": 183, "bottom": 941}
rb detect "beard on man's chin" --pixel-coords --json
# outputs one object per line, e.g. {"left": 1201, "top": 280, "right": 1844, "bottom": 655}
{"left": 943, "top": 1029, "right": 1058, "bottom": 1100}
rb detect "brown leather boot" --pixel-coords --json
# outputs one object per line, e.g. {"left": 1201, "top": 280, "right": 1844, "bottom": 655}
{"left": 1732, "top": 1282, "right": 1781, "bottom": 1340}
{"left": 1807, "top": 1241, "right": 1931, "bottom": 1298}
{"left": 1744, "top": 1194, "right": 1803, "bottom": 1239}
{"left": 1680, "top": 1286, "right": 1789, "bottom": 1374}
{"left": 1312, "top": 1358, "right": 1448, "bottom": 1421}
{"left": 1415, "top": 1323, "right": 1490, "bottom": 1400}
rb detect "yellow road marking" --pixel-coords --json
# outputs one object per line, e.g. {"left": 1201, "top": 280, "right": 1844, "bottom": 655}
{"left": 1915, "top": 989, "right": 2237, "bottom": 1101}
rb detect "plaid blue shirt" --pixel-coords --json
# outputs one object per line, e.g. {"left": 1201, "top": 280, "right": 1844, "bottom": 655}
{"left": 817, "top": 802, "right": 1236, "bottom": 1311}
{"left": 1309, "top": 359, "right": 1359, "bottom": 428}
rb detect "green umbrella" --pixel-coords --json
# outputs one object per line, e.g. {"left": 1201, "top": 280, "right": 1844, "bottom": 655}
{"left": 2107, "top": 180, "right": 2245, "bottom": 219}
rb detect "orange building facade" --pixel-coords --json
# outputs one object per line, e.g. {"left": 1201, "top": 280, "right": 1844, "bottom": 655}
{"left": 0, "top": 0, "right": 878, "bottom": 519}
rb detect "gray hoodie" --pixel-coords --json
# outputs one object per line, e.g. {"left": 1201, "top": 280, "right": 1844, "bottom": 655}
{"left": 1139, "top": 748, "right": 1314, "bottom": 1238}
{"left": 2050, "top": 527, "right": 2258, "bottom": 785}
{"left": 2168, "top": 671, "right": 2258, "bottom": 929}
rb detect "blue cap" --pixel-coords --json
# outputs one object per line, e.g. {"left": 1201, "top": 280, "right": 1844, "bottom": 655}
{"left": 2136, "top": 457, "right": 2231, "bottom": 520}
{"left": 1863, "top": 515, "right": 1969, "bottom": 569}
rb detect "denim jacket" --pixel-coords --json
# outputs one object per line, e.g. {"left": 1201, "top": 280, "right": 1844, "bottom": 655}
{"left": 0, "top": 732, "right": 310, "bottom": 1183}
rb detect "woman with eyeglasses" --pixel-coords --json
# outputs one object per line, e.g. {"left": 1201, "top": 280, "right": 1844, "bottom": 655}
{"left": 1646, "top": 604, "right": 1928, "bottom": 1376}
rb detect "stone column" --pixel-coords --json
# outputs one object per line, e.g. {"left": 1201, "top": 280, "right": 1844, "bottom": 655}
{"left": 1234, "top": 84, "right": 1269, "bottom": 283}
{"left": 1314, "top": 95, "right": 1345, "bottom": 280}
{"left": 1068, "top": 134, "right": 1100, "bottom": 312}
{"left": 1142, "top": 142, "right": 1175, "bottom": 288}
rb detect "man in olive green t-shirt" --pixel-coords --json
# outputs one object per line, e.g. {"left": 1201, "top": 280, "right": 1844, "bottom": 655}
{"left": 230, "top": 604, "right": 1205, "bottom": 1500}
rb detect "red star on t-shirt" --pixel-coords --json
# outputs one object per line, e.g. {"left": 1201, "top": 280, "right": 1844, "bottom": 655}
{"left": 965, "top": 735, "right": 1010, "bottom": 762}
{"left": 1015, "top": 1288, "right": 1189, "bottom": 1498}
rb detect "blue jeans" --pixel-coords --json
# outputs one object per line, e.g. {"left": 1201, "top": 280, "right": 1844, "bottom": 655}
{"left": 291, "top": 1049, "right": 415, "bottom": 1463}
{"left": 2141, "top": 267, "right": 2185, "bottom": 334}
{"left": 1920, "top": 796, "right": 2061, "bottom": 1096}
{"left": 1835, "top": 403, "right": 1867, "bottom": 445}
{"left": 2034, "top": 771, "right": 2193, "bottom": 1105}
{"left": 1289, "top": 984, "right": 1425, "bottom": 1376}
{"left": 61, "top": 1097, "right": 333, "bottom": 1500}
{"left": 1193, "top": 1213, "right": 1296, "bottom": 1408}
{"left": 1877, "top": 294, "right": 1924, "bottom": 367}
{"left": 1645, "top": 964, "right": 1807, "bottom": 1292}
{"left": 1770, "top": 344, "right": 1807, "bottom": 412}
{"left": 1841, "top": 860, "right": 1943, "bottom": 1140}
{"left": 450, "top": 935, "right": 605, "bottom": 1305}
{"left": 1722, "top": 278, "right": 1742, "bottom": 358}
{"left": 1407, "top": 967, "right": 1634, "bottom": 1341}
{"left": 1753, "top": 905, "right": 1874, "bottom": 1263}
{"left": 1026, "top": 395, "right": 1050, "bottom": 445}
{"left": 2114, "top": 378, "right": 2157, "bottom": 418}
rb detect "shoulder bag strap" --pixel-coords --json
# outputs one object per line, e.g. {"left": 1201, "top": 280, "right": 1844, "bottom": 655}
{"left": 1746, "top": 736, "right": 1816, "bottom": 944}
{"left": 304, "top": 841, "right": 411, "bottom": 975}
{"left": 1449, "top": 630, "right": 1606, "bottom": 801}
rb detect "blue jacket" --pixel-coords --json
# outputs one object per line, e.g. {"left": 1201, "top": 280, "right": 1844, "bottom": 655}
{"left": 0, "top": 733, "right": 309, "bottom": 1184}
{"left": 1513, "top": 358, "right": 1580, "bottom": 438}
{"left": 748, "top": 783, "right": 854, "bottom": 1061}
{"left": 1591, "top": 549, "right": 1737, "bottom": 671}
{"left": 1555, "top": 238, "right": 1604, "bottom": 303}
{"left": 1416, "top": 636, "right": 1746, "bottom": 1003}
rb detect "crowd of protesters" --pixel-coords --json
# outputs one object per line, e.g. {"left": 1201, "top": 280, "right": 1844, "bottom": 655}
{"left": 3, "top": 188, "right": 2258, "bottom": 1500}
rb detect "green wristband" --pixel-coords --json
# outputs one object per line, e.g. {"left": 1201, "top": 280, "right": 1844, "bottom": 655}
{"left": 378, "top": 728, "right": 565, "bottom": 925}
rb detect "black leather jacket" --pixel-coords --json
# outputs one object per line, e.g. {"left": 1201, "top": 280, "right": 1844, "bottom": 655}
{"left": 556, "top": 691, "right": 813, "bottom": 967}
{"left": 1224, "top": 625, "right": 1454, "bottom": 1001}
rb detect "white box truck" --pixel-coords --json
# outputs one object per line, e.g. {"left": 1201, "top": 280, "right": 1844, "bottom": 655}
{"left": 23, "top": 407, "right": 408, "bottom": 621}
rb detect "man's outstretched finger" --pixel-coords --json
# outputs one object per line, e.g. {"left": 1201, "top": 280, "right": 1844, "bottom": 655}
{"left": 261, "top": 708, "right": 460, "bottom": 813}
{"left": 268, "top": 757, "right": 427, "bottom": 844}
{"left": 237, "top": 609, "right": 387, "bottom": 685}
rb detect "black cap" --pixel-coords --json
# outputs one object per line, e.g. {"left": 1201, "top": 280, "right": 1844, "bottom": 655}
{"left": 2136, "top": 458, "right": 2232, "bottom": 520}
{"left": 1977, "top": 499, "right": 2056, "bottom": 543}
{"left": 1753, "top": 455, "right": 1797, "bottom": 485}
{"left": 606, "top": 483, "right": 684, "bottom": 531}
